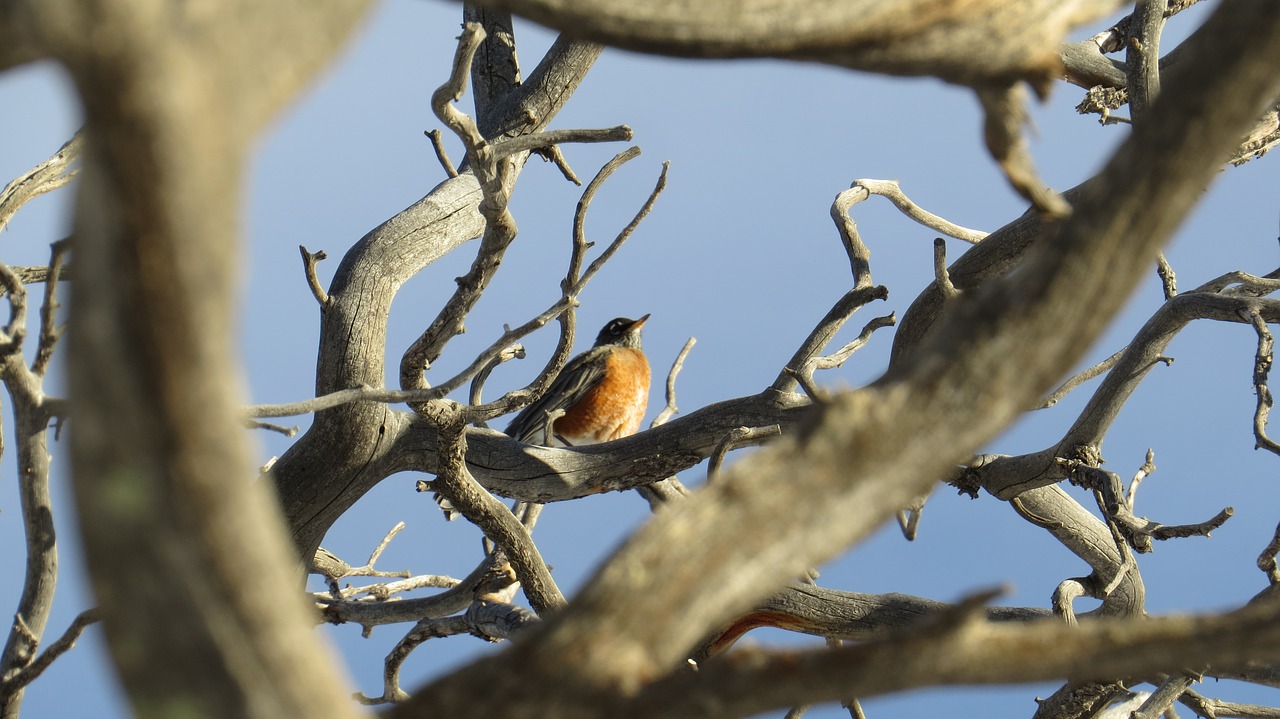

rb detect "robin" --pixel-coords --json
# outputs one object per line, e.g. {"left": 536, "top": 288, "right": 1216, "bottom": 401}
{"left": 505, "top": 314, "right": 651, "bottom": 446}
{"left": 432, "top": 315, "right": 651, "bottom": 519}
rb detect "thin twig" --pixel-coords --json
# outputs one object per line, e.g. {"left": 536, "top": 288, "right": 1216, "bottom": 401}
{"left": 574, "top": 158, "right": 667, "bottom": 290}
{"left": 933, "top": 238, "right": 959, "bottom": 299}
{"left": 1036, "top": 348, "right": 1126, "bottom": 409}
{"left": 3, "top": 608, "right": 101, "bottom": 692}
{"left": 1127, "top": 448, "right": 1157, "bottom": 508}
{"left": 468, "top": 342, "right": 526, "bottom": 426}
{"left": 242, "top": 419, "right": 300, "bottom": 436}
{"left": 651, "top": 338, "right": 696, "bottom": 427}
{"left": 538, "top": 144, "right": 580, "bottom": 185}
{"left": 324, "top": 574, "right": 460, "bottom": 602}
{"left": 367, "top": 522, "right": 405, "bottom": 569}
{"left": 299, "top": 245, "right": 329, "bottom": 306}
{"left": 246, "top": 385, "right": 441, "bottom": 418}
{"left": 813, "top": 313, "right": 897, "bottom": 371}
{"left": 772, "top": 285, "right": 889, "bottom": 393}
{"left": 424, "top": 128, "right": 458, "bottom": 178}
{"left": 637, "top": 338, "right": 695, "bottom": 510}
{"left": 491, "top": 125, "right": 632, "bottom": 159}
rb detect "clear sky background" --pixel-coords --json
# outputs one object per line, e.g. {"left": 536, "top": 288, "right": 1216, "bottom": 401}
{"left": 2, "top": 1, "right": 1279, "bottom": 717}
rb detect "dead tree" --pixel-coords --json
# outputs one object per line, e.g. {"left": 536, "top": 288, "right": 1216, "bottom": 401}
{"left": 1, "top": 1, "right": 1280, "bottom": 719}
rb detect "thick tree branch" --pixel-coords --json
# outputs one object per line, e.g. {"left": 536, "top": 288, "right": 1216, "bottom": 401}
{"left": 50, "top": 2, "right": 375, "bottom": 717}
{"left": 466, "top": 0, "right": 1123, "bottom": 89}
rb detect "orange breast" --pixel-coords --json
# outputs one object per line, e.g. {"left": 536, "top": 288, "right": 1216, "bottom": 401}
{"left": 553, "top": 347, "right": 650, "bottom": 444}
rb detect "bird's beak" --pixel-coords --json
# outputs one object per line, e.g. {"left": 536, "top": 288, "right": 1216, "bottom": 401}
{"left": 630, "top": 314, "right": 650, "bottom": 331}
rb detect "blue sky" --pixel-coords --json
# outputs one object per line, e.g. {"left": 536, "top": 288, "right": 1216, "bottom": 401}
{"left": 2, "top": 0, "right": 1279, "bottom": 716}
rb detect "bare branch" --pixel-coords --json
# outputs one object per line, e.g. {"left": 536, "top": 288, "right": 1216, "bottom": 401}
{"left": 469, "top": 342, "right": 526, "bottom": 421}
{"left": 1052, "top": 578, "right": 1088, "bottom": 627}
{"left": 977, "top": 83, "right": 1071, "bottom": 218}
{"left": 1034, "top": 347, "right": 1131, "bottom": 410}
{"left": 246, "top": 385, "right": 463, "bottom": 418}
{"left": 573, "top": 157, "right": 667, "bottom": 289}
{"left": 355, "top": 616, "right": 471, "bottom": 705}
{"left": 830, "top": 186, "right": 875, "bottom": 287}
{"left": 1181, "top": 687, "right": 1280, "bottom": 718}
{"left": 243, "top": 419, "right": 300, "bottom": 436}
{"left": 894, "top": 493, "right": 927, "bottom": 541}
{"left": 1, "top": 608, "right": 101, "bottom": 694}
{"left": 0, "top": 262, "right": 28, "bottom": 354}
{"left": 364, "top": 531, "right": 401, "bottom": 573}
{"left": 31, "top": 239, "right": 69, "bottom": 377}
{"left": 298, "top": 245, "right": 329, "bottom": 306}
{"left": 1157, "top": 252, "right": 1178, "bottom": 298}
{"left": 933, "top": 238, "right": 959, "bottom": 299}
{"left": 0, "top": 131, "right": 82, "bottom": 235}
{"left": 1127, "top": 448, "right": 1158, "bottom": 508}
{"left": 814, "top": 313, "right": 896, "bottom": 372}
{"left": 1191, "top": 270, "right": 1280, "bottom": 296}
{"left": 424, "top": 129, "right": 459, "bottom": 178}
{"left": 849, "top": 179, "right": 989, "bottom": 244}
{"left": 1132, "top": 673, "right": 1195, "bottom": 719}
{"left": 651, "top": 338, "right": 696, "bottom": 428}
{"left": 1245, "top": 309, "right": 1280, "bottom": 456}
{"left": 1059, "top": 458, "right": 1235, "bottom": 551}
{"left": 425, "top": 400, "right": 565, "bottom": 614}
{"left": 466, "top": 595, "right": 539, "bottom": 641}
{"left": 1228, "top": 105, "right": 1280, "bottom": 167}
{"left": 433, "top": 23, "right": 488, "bottom": 151}
{"left": 490, "top": 125, "right": 633, "bottom": 159}
{"left": 773, "top": 285, "right": 889, "bottom": 393}
{"left": 707, "top": 425, "right": 782, "bottom": 483}
{"left": 323, "top": 574, "right": 461, "bottom": 603}
{"left": 537, "top": 144, "right": 581, "bottom": 185}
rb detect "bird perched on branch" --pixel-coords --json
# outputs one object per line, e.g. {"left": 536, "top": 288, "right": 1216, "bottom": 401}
{"left": 505, "top": 314, "right": 651, "bottom": 446}
{"left": 433, "top": 315, "right": 651, "bottom": 520}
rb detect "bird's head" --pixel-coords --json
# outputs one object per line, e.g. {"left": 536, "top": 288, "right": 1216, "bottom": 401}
{"left": 594, "top": 314, "right": 649, "bottom": 349}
